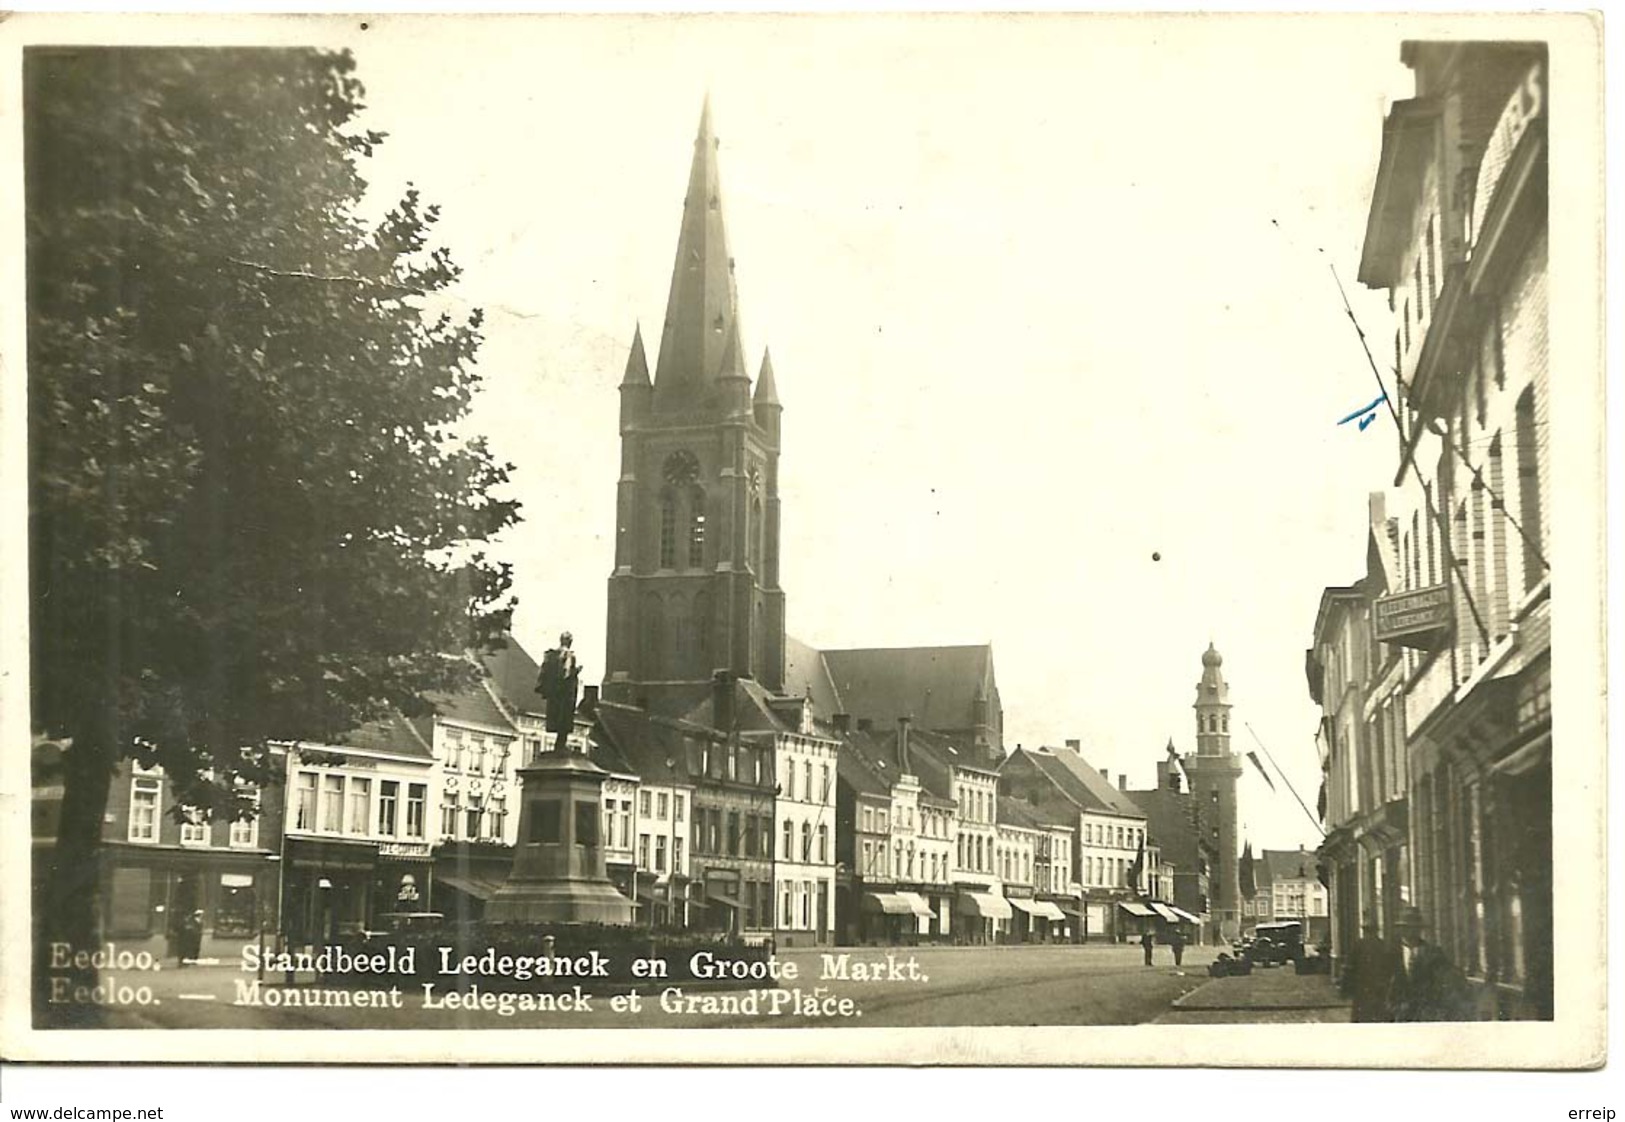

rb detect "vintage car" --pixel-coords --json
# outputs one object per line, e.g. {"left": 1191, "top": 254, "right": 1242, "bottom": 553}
{"left": 1247, "top": 920, "right": 1305, "bottom": 967}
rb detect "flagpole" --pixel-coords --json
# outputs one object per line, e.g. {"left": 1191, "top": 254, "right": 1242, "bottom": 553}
{"left": 1243, "top": 723, "right": 1325, "bottom": 838}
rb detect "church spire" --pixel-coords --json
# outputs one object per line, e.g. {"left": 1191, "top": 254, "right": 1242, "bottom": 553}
{"left": 753, "top": 347, "right": 780, "bottom": 407}
{"left": 653, "top": 95, "right": 743, "bottom": 409}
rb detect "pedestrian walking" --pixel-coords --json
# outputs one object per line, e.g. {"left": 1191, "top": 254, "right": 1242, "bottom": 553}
{"left": 1340, "top": 921, "right": 1401, "bottom": 1022}
{"left": 1169, "top": 927, "right": 1186, "bottom": 967}
{"left": 1140, "top": 928, "right": 1155, "bottom": 966}
{"left": 1389, "top": 907, "right": 1472, "bottom": 1021}
{"left": 177, "top": 909, "right": 203, "bottom": 968}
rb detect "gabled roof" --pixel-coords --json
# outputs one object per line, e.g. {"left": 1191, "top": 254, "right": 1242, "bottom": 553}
{"left": 836, "top": 733, "right": 893, "bottom": 799}
{"left": 1012, "top": 745, "right": 1144, "bottom": 818}
{"left": 593, "top": 701, "right": 706, "bottom": 786}
{"left": 476, "top": 634, "right": 544, "bottom": 717}
{"left": 1260, "top": 847, "right": 1319, "bottom": 884}
{"left": 676, "top": 675, "right": 795, "bottom": 736}
{"left": 818, "top": 644, "right": 997, "bottom": 735}
{"left": 996, "top": 795, "right": 1044, "bottom": 832}
{"left": 1125, "top": 787, "right": 1208, "bottom": 873}
{"left": 334, "top": 712, "right": 436, "bottom": 763}
{"left": 905, "top": 727, "right": 1000, "bottom": 802}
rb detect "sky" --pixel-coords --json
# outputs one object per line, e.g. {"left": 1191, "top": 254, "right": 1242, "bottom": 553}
{"left": 326, "top": 13, "right": 1428, "bottom": 852}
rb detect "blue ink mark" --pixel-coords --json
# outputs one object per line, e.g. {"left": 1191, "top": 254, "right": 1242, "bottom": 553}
{"left": 1337, "top": 394, "right": 1387, "bottom": 431}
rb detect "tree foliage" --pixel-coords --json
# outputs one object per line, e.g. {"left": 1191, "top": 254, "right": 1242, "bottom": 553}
{"left": 27, "top": 47, "right": 518, "bottom": 952}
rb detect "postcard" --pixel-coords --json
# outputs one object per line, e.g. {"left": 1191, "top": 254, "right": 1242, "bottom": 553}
{"left": 0, "top": 10, "right": 1605, "bottom": 1067}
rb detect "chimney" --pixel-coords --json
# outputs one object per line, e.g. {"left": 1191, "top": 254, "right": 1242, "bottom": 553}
{"left": 1099, "top": 768, "right": 1109, "bottom": 781}
{"left": 897, "top": 716, "right": 912, "bottom": 772}
{"left": 1064, "top": 738, "right": 1080, "bottom": 753}
{"left": 580, "top": 685, "right": 600, "bottom": 719}
{"left": 712, "top": 670, "right": 735, "bottom": 733}
{"left": 857, "top": 717, "right": 873, "bottom": 733}
{"left": 832, "top": 713, "right": 851, "bottom": 734}
{"left": 1156, "top": 760, "right": 1169, "bottom": 789}
{"left": 1118, "top": 774, "right": 1128, "bottom": 791}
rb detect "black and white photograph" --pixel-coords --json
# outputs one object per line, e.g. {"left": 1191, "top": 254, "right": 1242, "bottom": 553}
{"left": 0, "top": 10, "right": 1607, "bottom": 1072}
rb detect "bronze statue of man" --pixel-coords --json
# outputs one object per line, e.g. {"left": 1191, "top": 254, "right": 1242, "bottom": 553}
{"left": 536, "top": 631, "right": 583, "bottom": 753}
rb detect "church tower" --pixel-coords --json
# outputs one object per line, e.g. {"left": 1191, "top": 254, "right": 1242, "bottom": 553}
{"left": 1182, "top": 642, "right": 1244, "bottom": 940}
{"left": 603, "top": 100, "right": 786, "bottom": 714}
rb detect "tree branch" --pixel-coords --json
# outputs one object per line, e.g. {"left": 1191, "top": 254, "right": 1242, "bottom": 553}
{"left": 226, "top": 256, "right": 424, "bottom": 297}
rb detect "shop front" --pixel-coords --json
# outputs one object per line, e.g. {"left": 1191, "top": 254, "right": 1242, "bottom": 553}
{"left": 956, "top": 888, "right": 1012, "bottom": 944}
{"left": 282, "top": 835, "right": 378, "bottom": 946}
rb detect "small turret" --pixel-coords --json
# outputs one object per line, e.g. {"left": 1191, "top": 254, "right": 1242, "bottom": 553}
{"left": 618, "top": 324, "right": 652, "bottom": 431}
{"left": 753, "top": 348, "right": 782, "bottom": 439}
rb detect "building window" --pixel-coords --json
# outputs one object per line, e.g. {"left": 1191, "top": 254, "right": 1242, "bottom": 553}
{"left": 821, "top": 764, "right": 831, "bottom": 802}
{"left": 378, "top": 780, "right": 399, "bottom": 837}
{"left": 782, "top": 883, "right": 793, "bottom": 927}
{"left": 320, "top": 774, "right": 344, "bottom": 833}
{"left": 621, "top": 801, "right": 633, "bottom": 847}
{"left": 803, "top": 760, "right": 812, "bottom": 802}
{"left": 468, "top": 737, "right": 485, "bottom": 776}
{"left": 801, "top": 821, "right": 812, "bottom": 863}
{"left": 638, "top": 834, "right": 650, "bottom": 869}
{"left": 782, "top": 818, "right": 793, "bottom": 860}
{"left": 229, "top": 792, "right": 260, "bottom": 848}
{"left": 491, "top": 799, "right": 507, "bottom": 840}
{"left": 656, "top": 791, "right": 669, "bottom": 820}
{"left": 465, "top": 805, "right": 482, "bottom": 840}
{"left": 179, "top": 808, "right": 208, "bottom": 847}
{"left": 659, "top": 491, "right": 678, "bottom": 569}
{"left": 786, "top": 761, "right": 796, "bottom": 801}
{"left": 293, "top": 772, "right": 316, "bottom": 832}
{"left": 673, "top": 837, "right": 684, "bottom": 870}
{"left": 687, "top": 490, "right": 707, "bottom": 569}
{"left": 445, "top": 728, "right": 463, "bottom": 770}
{"left": 406, "top": 784, "right": 427, "bottom": 839}
{"left": 673, "top": 794, "right": 685, "bottom": 822}
{"left": 128, "top": 776, "right": 162, "bottom": 842}
{"left": 818, "top": 824, "right": 829, "bottom": 864}
{"left": 655, "top": 834, "right": 667, "bottom": 873}
{"left": 639, "top": 790, "right": 651, "bottom": 818}
{"left": 348, "top": 778, "right": 371, "bottom": 836}
{"left": 727, "top": 811, "right": 740, "bottom": 856}
{"left": 441, "top": 800, "right": 458, "bottom": 838}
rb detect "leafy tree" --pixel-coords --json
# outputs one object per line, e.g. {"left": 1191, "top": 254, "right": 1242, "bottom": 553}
{"left": 27, "top": 47, "right": 518, "bottom": 1013}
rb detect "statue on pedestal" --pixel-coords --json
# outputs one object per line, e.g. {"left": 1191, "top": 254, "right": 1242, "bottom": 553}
{"left": 536, "top": 631, "right": 582, "bottom": 754}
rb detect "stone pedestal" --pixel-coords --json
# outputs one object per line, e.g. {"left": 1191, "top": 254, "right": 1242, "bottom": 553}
{"left": 486, "top": 752, "right": 634, "bottom": 925}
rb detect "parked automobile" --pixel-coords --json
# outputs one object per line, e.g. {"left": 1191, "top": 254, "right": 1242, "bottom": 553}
{"left": 1248, "top": 920, "right": 1305, "bottom": 967}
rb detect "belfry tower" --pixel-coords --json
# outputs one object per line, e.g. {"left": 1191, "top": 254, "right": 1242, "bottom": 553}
{"left": 603, "top": 100, "right": 786, "bottom": 714}
{"left": 1182, "top": 642, "right": 1244, "bottom": 940}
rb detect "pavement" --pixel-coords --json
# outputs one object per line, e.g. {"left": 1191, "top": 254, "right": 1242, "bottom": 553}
{"left": 1154, "top": 963, "right": 1351, "bottom": 1024}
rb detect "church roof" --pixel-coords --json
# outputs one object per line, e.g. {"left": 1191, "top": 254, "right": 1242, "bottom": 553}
{"left": 816, "top": 644, "right": 998, "bottom": 737}
{"left": 653, "top": 96, "right": 745, "bottom": 407}
{"left": 785, "top": 635, "right": 843, "bottom": 718}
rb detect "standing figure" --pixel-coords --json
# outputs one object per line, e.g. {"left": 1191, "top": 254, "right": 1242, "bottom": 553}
{"left": 177, "top": 909, "right": 203, "bottom": 967}
{"left": 1390, "top": 907, "right": 1473, "bottom": 1021}
{"left": 1341, "top": 921, "right": 1402, "bottom": 1022}
{"left": 1169, "top": 927, "right": 1186, "bottom": 967}
{"left": 536, "top": 631, "right": 583, "bottom": 754}
{"left": 1141, "top": 927, "right": 1156, "bottom": 966}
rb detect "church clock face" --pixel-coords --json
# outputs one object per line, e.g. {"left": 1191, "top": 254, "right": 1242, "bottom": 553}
{"left": 662, "top": 449, "right": 700, "bottom": 487}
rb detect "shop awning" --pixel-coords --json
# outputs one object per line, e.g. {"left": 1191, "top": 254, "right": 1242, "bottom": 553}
{"left": 437, "top": 872, "right": 507, "bottom": 902}
{"left": 1029, "top": 900, "right": 1068, "bottom": 922}
{"left": 1170, "top": 906, "right": 1202, "bottom": 924}
{"left": 1149, "top": 902, "right": 1180, "bottom": 923}
{"left": 1117, "top": 901, "right": 1155, "bottom": 917}
{"left": 893, "top": 891, "right": 934, "bottom": 919}
{"left": 1058, "top": 905, "right": 1086, "bottom": 918}
{"left": 863, "top": 892, "right": 917, "bottom": 916}
{"left": 957, "top": 891, "right": 1013, "bottom": 920}
{"left": 705, "top": 889, "right": 743, "bottom": 910}
{"left": 1006, "top": 897, "right": 1042, "bottom": 917}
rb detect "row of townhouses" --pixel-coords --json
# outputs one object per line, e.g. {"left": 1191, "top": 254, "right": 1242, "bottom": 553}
{"left": 1308, "top": 40, "right": 1551, "bottom": 1020}
{"left": 34, "top": 638, "right": 1247, "bottom": 955}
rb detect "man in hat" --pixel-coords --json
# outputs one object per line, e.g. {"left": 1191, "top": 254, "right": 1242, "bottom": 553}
{"left": 1340, "top": 921, "right": 1401, "bottom": 1022}
{"left": 1389, "top": 906, "right": 1472, "bottom": 1021}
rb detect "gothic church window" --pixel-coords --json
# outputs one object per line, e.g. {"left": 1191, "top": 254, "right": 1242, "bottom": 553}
{"left": 687, "top": 487, "right": 707, "bottom": 568}
{"left": 659, "top": 491, "right": 677, "bottom": 569}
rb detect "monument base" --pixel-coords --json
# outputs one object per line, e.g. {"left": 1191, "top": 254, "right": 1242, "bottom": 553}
{"left": 485, "top": 878, "right": 634, "bottom": 925}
